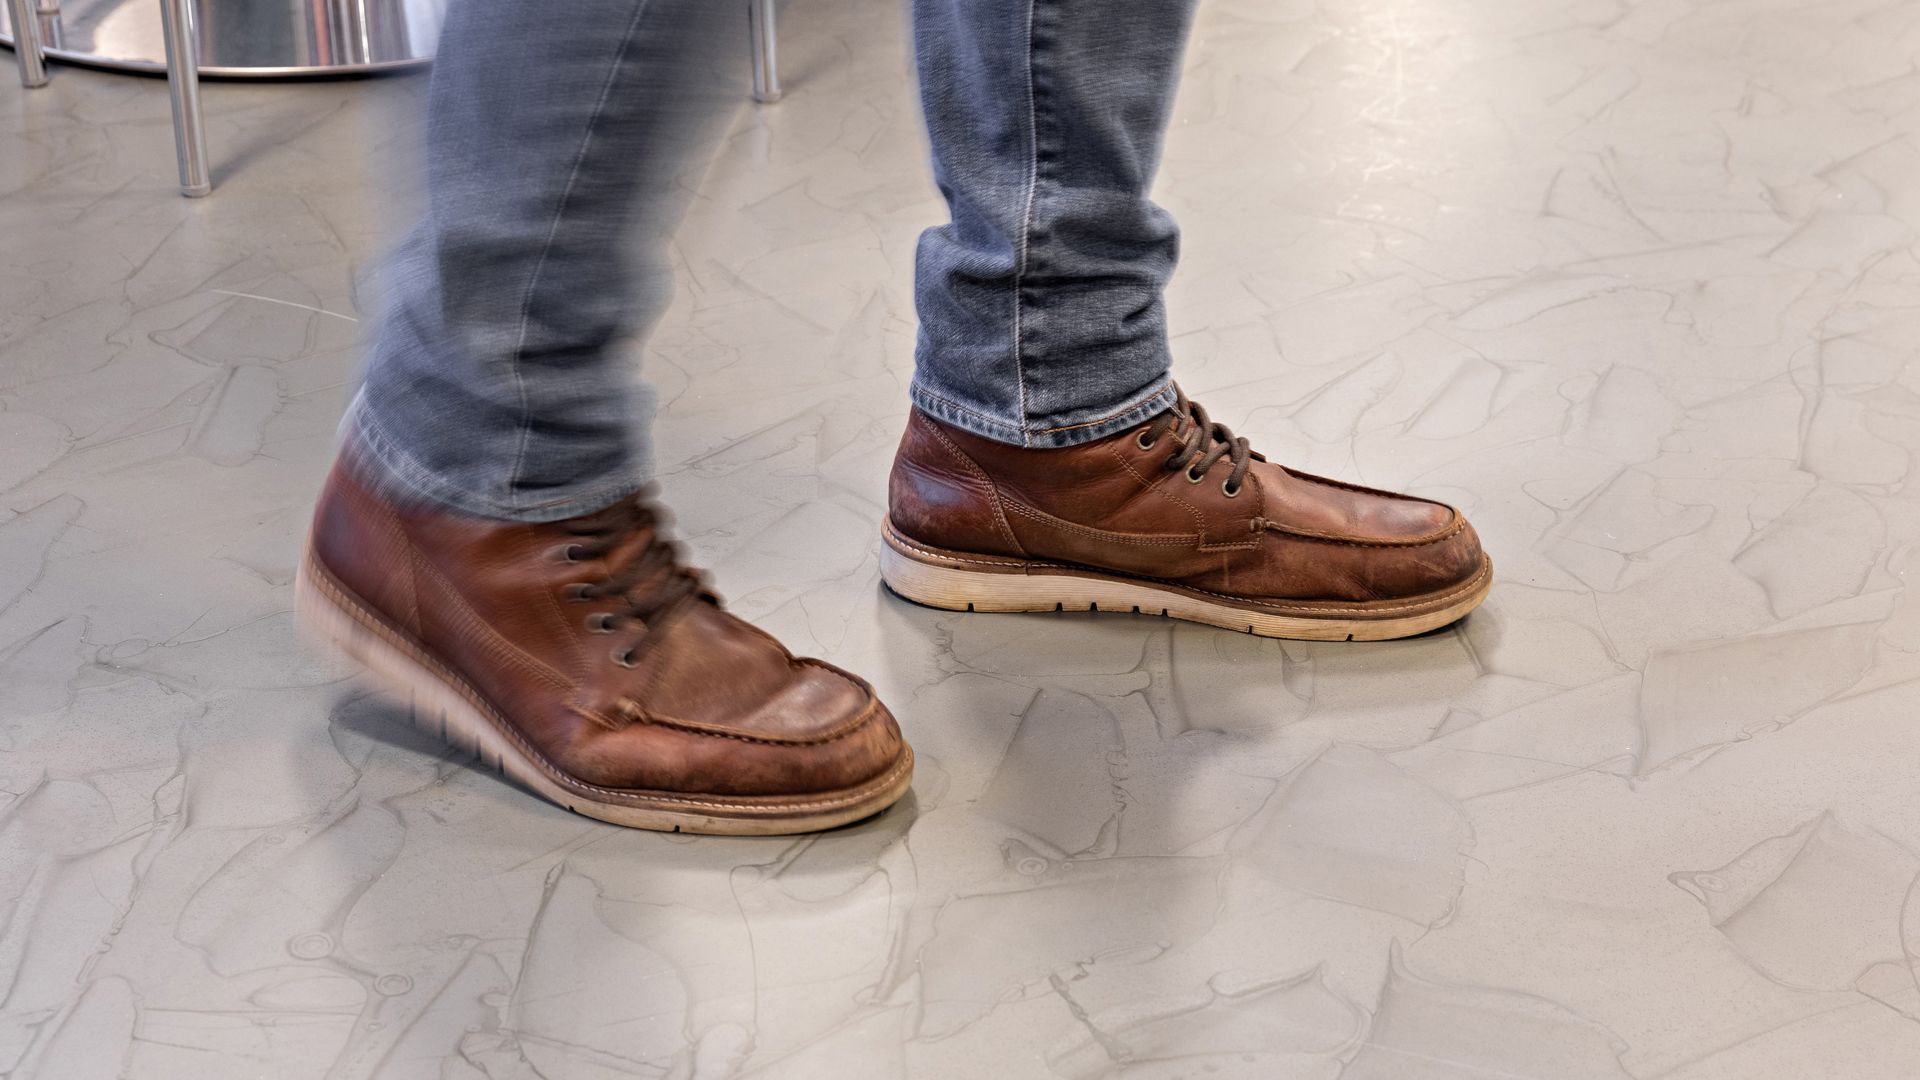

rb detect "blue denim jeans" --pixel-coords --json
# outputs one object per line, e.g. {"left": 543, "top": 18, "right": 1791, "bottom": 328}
{"left": 351, "top": 0, "right": 1198, "bottom": 522}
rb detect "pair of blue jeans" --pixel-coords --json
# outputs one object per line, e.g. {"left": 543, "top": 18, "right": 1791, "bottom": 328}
{"left": 351, "top": 0, "right": 1199, "bottom": 522}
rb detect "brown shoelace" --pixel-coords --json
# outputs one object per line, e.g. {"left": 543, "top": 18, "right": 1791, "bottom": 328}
{"left": 1137, "top": 385, "right": 1261, "bottom": 497}
{"left": 558, "top": 495, "right": 707, "bottom": 667}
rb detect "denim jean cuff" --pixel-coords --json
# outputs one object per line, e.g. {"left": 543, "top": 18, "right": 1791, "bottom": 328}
{"left": 341, "top": 391, "right": 646, "bottom": 524}
{"left": 908, "top": 378, "right": 1178, "bottom": 449}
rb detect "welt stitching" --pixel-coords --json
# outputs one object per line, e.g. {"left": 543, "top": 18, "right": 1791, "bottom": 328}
{"left": 887, "top": 528, "right": 1491, "bottom": 616}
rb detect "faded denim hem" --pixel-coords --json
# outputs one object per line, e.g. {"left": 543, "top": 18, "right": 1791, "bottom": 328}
{"left": 908, "top": 377, "right": 1177, "bottom": 449}
{"left": 342, "top": 390, "right": 647, "bottom": 524}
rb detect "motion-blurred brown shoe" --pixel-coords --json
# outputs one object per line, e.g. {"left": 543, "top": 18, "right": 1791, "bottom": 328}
{"left": 298, "top": 462, "right": 912, "bottom": 834}
{"left": 882, "top": 387, "right": 1490, "bottom": 641}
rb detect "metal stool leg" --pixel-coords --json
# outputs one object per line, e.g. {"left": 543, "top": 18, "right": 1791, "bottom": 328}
{"left": 748, "top": 0, "right": 780, "bottom": 104}
{"left": 158, "top": 0, "right": 210, "bottom": 196}
{"left": 7, "top": 0, "right": 49, "bottom": 87}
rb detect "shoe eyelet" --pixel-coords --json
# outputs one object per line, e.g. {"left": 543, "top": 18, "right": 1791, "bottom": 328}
{"left": 1222, "top": 479, "right": 1242, "bottom": 498}
{"left": 1135, "top": 431, "right": 1156, "bottom": 451}
{"left": 610, "top": 646, "right": 636, "bottom": 668}
{"left": 1185, "top": 467, "right": 1206, "bottom": 484}
{"left": 554, "top": 543, "right": 584, "bottom": 563}
{"left": 586, "top": 612, "right": 616, "bottom": 633}
{"left": 562, "top": 583, "right": 594, "bottom": 602}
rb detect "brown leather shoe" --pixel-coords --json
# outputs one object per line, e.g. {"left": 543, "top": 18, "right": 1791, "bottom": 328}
{"left": 296, "top": 462, "right": 912, "bottom": 834}
{"left": 882, "top": 388, "right": 1491, "bottom": 641}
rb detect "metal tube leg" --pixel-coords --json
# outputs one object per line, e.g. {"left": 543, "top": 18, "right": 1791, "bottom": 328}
{"left": 7, "top": 0, "right": 49, "bottom": 87}
{"left": 748, "top": 0, "right": 780, "bottom": 104}
{"left": 158, "top": 0, "right": 210, "bottom": 196}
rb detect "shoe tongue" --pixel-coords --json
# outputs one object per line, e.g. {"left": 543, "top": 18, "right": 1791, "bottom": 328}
{"left": 1184, "top": 408, "right": 1227, "bottom": 448}
{"left": 583, "top": 507, "right": 691, "bottom": 607}
{"left": 1173, "top": 403, "right": 1263, "bottom": 463}
{"left": 621, "top": 602, "right": 794, "bottom": 725}
{"left": 602, "top": 524, "right": 668, "bottom": 591}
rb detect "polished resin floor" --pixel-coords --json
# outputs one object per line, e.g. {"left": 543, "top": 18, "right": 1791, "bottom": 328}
{"left": 5, "top": 0, "right": 1920, "bottom": 1076}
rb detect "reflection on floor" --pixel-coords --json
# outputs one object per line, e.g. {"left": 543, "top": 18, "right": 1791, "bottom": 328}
{"left": 4, "top": 0, "right": 1920, "bottom": 1076}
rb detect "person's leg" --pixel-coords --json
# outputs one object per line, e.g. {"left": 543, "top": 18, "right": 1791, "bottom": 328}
{"left": 347, "top": 0, "right": 730, "bottom": 522}
{"left": 887, "top": 0, "right": 1492, "bottom": 640}
{"left": 908, "top": 0, "right": 1198, "bottom": 448}
{"left": 303, "top": 0, "right": 913, "bottom": 833}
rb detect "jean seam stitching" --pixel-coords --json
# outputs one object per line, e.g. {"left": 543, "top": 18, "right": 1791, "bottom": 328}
{"left": 502, "top": 0, "right": 654, "bottom": 516}
{"left": 1010, "top": 0, "right": 1042, "bottom": 446}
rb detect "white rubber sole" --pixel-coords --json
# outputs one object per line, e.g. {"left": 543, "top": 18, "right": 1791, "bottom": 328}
{"left": 296, "top": 552, "right": 914, "bottom": 835}
{"left": 879, "top": 519, "right": 1491, "bottom": 642}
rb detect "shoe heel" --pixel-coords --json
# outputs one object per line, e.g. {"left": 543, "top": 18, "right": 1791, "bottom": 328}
{"left": 881, "top": 536, "right": 1004, "bottom": 612}
{"left": 295, "top": 552, "right": 515, "bottom": 780}
{"left": 878, "top": 521, "right": 1078, "bottom": 613}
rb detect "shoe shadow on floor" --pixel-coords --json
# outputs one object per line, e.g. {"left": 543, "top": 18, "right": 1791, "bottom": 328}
{"left": 324, "top": 686, "right": 556, "bottom": 800}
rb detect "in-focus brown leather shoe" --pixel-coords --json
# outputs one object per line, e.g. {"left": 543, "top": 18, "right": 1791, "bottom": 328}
{"left": 882, "top": 387, "right": 1491, "bottom": 641}
{"left": 297, "top": 462, "right": 912, "bottom": 834}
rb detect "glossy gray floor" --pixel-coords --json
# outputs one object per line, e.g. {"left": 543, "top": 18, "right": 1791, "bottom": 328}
{"left": 6, "top": 0, "right": 1920, "bottom": 1076}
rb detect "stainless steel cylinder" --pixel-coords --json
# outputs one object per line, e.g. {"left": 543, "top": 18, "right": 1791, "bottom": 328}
{"left": 0, "top": 0, "right": 443, "bottom": 77}
{"left": 6, "top": 0, "right": 47, "bottom": 85}
{"left": 748, "top": 0, "right": 780, "bottom": 104}
{"left": 158, "top": 0, "right": 210, "bottom": 196}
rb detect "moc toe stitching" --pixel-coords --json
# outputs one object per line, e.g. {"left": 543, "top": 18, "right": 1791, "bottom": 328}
{"left": 609, "top": 688, "right": 884, "bottom": 748}
{"left": 1256, "top": 511, "right": 1468, "bottom": 549}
